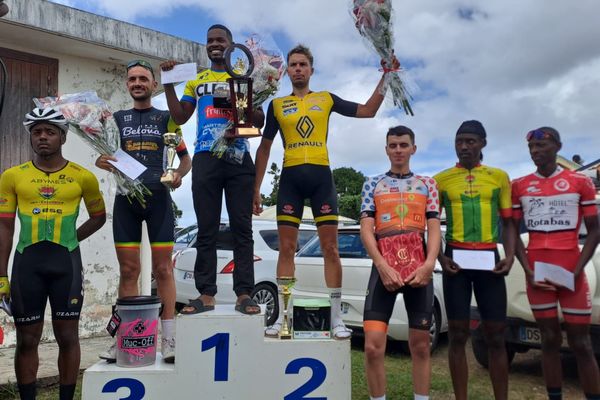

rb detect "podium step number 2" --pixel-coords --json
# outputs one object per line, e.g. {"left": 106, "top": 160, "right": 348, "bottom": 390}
{"left": 83, "top": 306, "right": 350, "bottom": 399}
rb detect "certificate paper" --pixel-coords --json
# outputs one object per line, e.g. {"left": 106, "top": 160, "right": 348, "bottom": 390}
{"left": 534, "top": 261, "right": 575, "bottom": 291}
{"left": 453, "top": 249, "right": 495, "bottom": 271}
{"left": 160, "top": 63, "right": 197, "bottom": 84}
{"left": 107, "top": 149, "right": 147, "bottom": 180}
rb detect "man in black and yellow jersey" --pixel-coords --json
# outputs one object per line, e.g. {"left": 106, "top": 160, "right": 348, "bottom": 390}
{"left": 253, "top": 44, "right": 398, "bottom": 339}
{"left": 0, "top": 108, "right": 106, "bottom": 400}
{"left": 434, "top": 120, "right": 515, "bottom": 400}
{"left": 96, "top": 60, "right": 191, "bottom": 364}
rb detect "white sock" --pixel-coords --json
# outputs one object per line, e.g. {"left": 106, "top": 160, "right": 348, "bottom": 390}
{"left": 329, "top": 288, "right": 343, "bottom": 326}
{"left": 370, "top": 396, "right": 385, "bottom": 400}
{"left": 414, "top": 394, "right": 429, "bottom": 400}
{"left": 161, "top": 319, "right": 175, "bottom": 339}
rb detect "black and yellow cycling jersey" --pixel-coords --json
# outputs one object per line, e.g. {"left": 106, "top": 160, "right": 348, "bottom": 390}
{"left": 263, "top": 91, "right": 358, "bottom": 167}
{"left": 0, "top": 161, "right": 106, "bottom": 252}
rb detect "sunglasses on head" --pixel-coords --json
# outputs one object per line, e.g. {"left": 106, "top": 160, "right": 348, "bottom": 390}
{"left": 127, "top": 60, "right": 154, "bottom": 75}
{"left": 526, "top": 129, "right": 558, "bottom": 142}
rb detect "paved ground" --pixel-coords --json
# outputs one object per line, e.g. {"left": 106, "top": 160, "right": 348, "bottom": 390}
{"left": 0, "top": 335, "right": 113, "bottom": 386}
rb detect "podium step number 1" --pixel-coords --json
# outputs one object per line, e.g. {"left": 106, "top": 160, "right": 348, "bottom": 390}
{"left": 83, "top": 305, "right": 350, "bottom": 399}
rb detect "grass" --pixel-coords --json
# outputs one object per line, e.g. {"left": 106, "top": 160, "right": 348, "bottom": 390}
{"left": 1, "top": 336, "right": 583, "bottom": 399}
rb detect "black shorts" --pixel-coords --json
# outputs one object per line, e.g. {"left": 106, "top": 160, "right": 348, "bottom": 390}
{"left": 443, "top": 244, "right": 506, "bottom": 321}
{"left": 113, "top": 189, "right": 175, "bottom": 249}
{"left": 10, "top": 241, "right": 84, "bottom": 325}
{"left": 363, "top": 266, "right": 434, "bottom": 331}
{"left": 277, "top": 164, "right": 338, "bottom": 227}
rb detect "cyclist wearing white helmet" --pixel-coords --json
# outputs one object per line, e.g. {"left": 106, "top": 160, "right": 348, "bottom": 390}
{"left": 0, "top": 107, "right": 106, "bottom": 400}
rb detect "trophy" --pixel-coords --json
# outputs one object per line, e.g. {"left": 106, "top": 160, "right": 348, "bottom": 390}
{"left": 278, "top": 277, "right": 296, "bottom": 340}
{"left": 160, "top": 132, "right": 181, "bottom": 188}
{"left": 221, "top": 43, "right": 261, "bottom": 138}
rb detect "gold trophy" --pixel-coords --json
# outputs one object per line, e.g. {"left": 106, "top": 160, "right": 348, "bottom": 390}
{"left": 278, "top": 277, "right": 296, "bottom": 340}
{"left": 160, "top": 132, "right": 181, "bottom": 188}
{"left": 223, "top": 43, "right": 261, "bottom": 138}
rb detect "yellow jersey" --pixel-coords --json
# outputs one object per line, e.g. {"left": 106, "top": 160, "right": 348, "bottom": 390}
{"left": 0, "top": 161, "right": 106, "bottom": 252}
{"left": 263, "top": 91, "right": 358, "bottom": 167}
{"left": 434, "top": 163, "right": 511, "bottom": 248}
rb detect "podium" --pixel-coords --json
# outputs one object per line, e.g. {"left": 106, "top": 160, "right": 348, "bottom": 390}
{"left": 82, "top": 305, "right": 351, "bottom": 399}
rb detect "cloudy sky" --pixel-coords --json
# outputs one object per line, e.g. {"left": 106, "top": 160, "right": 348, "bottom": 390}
{"left": 51, "top": 0, "right": 600, "bottom": 226}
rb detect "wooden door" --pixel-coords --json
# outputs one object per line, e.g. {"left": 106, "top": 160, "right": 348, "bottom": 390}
{"left": 0, "top": 47, "right": 58, "bottom": 173}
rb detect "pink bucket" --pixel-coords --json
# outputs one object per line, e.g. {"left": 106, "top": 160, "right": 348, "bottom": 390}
{"left": 116, "top": 296, "right": 161, "bottom": 368}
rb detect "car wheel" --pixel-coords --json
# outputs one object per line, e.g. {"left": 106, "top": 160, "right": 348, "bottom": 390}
{"left": 471, "top": 333, "right": 516, "bottom": 369}
{"left": 399, "top": 302, "right": 442, "bottom": 354}
{"left": 429, "top": 302, "right": 442, "bottom": 353}
{"left": 252, "top": 283, "right": 278, "bottom": 326}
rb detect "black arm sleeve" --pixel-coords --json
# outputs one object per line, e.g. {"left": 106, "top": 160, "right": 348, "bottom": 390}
{"left": 330, "top": 93, "right": 359, "bottom": 117}
{"left": 262, "top": 101, "right": 280, "bottom": 140}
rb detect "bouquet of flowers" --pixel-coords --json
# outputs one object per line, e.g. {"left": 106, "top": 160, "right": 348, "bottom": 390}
{"left": 351, "top": 0, "right": 414, "bottom": 115}
{"left": 34, "top": 91, "right": 151, "bottom": 206}
{"left": 210, "top": 35, "right": 286, "bottom": 161}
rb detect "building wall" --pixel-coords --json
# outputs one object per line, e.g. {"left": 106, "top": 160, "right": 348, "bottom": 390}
{"left": 0, "top": 41, "right": 132, "bottom": 347}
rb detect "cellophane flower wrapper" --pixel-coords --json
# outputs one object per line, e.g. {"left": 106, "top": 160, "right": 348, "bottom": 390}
{"left": 351, "top": 0, "right": 414, "bottom": 115}
{"left": 210, "top": 35, "right": 286, "bottom": 161}
{"left": 34, "top": 91, "right": 151, "bottom": 207}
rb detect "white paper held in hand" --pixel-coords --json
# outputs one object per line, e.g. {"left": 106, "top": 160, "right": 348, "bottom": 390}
{"left": 160, "top": 63, "right": 198, "bottom": 84}
{"left": 452, "top": 249, "right": 496, "bottom": 271}
{"left": 107, "top": 148, "right": 147, "bottom": 180}
{"left": 534, "top": 261, "right": 575, "bottom": 291}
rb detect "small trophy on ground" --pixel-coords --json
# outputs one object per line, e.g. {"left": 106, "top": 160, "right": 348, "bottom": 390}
{"left": 160, "top": 132, "right": 181, "bottom": 189}
{"left": 222, "top": 43, "right": 261, "bottom": 138}
{"left": 278, "top": 277, "right": 296, "bottom": 340}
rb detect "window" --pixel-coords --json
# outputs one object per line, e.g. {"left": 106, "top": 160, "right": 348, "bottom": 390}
{"left": 296, "top": 231, "right": 367, "bottom": 259}
{"left": 259, "top": 229, "right": 317, "bottom": 252}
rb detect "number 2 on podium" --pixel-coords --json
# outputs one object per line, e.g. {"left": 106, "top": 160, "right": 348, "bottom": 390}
{"left": 201, "top": 333, "right": 328, "bottom": 399}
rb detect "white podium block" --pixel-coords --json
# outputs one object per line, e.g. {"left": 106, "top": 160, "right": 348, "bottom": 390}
{"left": 83, "top": 305, "right": 351, "bottom": 399}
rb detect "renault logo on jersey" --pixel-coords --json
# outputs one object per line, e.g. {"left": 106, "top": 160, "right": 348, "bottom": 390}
{"left": 296, "top": 116, "right": 314, "bottom": 139}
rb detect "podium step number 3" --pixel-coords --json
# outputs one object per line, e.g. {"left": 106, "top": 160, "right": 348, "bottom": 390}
{"left": 83, "top": 305, "right": 350, "bottom": 399}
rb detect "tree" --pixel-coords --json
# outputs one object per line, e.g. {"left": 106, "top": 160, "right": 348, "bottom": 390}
{"left": 333, "top": 167, "right": 365, "bottom": 196}
{"left": 332, "top": 167, "right": 365, "bottom": 221}
{"left": 261, "top": 162, "right": 281, "bottom": 207}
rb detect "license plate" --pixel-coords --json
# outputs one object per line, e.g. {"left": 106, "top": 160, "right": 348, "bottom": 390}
{"left": 183, "top": 271, "right": 194, "bottom": 281}
{"left": 341, "top": 302, "right": 349, "bottom": 314}
{"left": 519, "top": 326, "right": 542, "bottom": 344}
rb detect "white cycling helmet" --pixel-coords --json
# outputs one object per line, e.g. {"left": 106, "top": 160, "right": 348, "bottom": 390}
{"left": 23, "top": 107, "right": 69, "bottom": 134}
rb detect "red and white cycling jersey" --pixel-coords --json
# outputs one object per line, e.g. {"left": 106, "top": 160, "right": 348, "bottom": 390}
{"left": 512, "top": 167, "right": 597, "bottom": 250}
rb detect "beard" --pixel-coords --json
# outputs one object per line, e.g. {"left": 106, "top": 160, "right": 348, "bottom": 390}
{"left": 130, "top": 91, "right": 152, "bottom": 101}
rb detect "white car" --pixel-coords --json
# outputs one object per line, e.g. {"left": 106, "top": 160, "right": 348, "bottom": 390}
{"left": 470, "top": 199, "right": 600, "bottom": 367}
{"left": 172, "top": 220, "right": 317, "bottom": 325}
{"left": 293, "top": 225, "right": 448, "bottom": 350}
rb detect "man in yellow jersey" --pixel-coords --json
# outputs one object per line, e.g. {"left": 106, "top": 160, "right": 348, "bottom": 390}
{"left": 434, "top": 120, "right": 515, "bottom": 400}
{"left": 253, "top": 44, "right": 398, "bottom": 339}
{"left": 96, "top": 60, "right": 191, "bottom": 364}
{"left": 0, "top": 108, "right": 106, "bottom": 400}
{"left": 160, "top": 25, "right": 263, "bottom": 316}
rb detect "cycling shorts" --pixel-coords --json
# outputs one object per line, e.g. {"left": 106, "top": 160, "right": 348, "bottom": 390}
{"left": 10, "top": 241, "right": 84, "bottom": 325}
{"left": 443, "top": 244, "right": 506, "bottom": 321}
{"left": 113, "top": 189, "right": 175, "bottom": 250}
{"left": 526, "top": 248, "right": 591, "bottom": 324}
{"left": 363, "top": 265, "right": 434, "bottom": 331}
{"left": 277, "top": 164, "right": 338, "bottom": 227}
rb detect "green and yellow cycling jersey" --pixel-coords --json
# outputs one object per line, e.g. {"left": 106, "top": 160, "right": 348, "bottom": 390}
{"left": 434, "top": 163, "right": 512, "bottom": 248}
{"left": 0, "top": 161, "right": 106, "bottom": 252}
